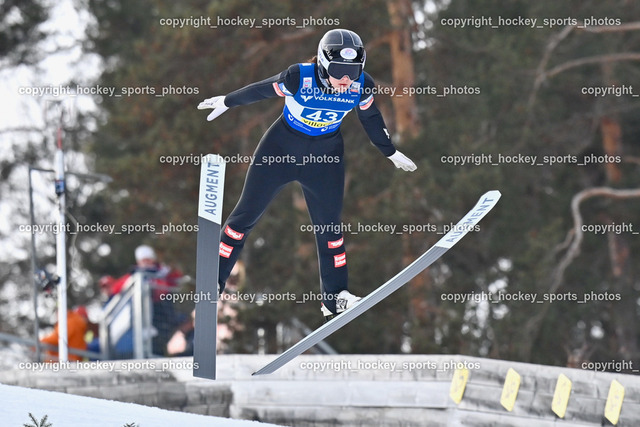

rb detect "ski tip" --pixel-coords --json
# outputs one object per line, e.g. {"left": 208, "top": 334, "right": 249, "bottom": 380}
{"left": 483, "top": 189, "right": 502, "bottom": 201}
{"left": 434, "top": 189, "right": 502, "bottom": 249}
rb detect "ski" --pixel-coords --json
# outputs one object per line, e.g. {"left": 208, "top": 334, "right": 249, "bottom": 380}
{"left": 193, "top": 154, "right": 226, "bottom": 380}
{"left": 253, "top": 190, "right": 501, "bottom": 376}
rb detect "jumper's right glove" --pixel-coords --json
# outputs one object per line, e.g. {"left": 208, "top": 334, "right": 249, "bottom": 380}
{"left": 388, "top": 150, "right": 417, "bottom": 172}
{"left": 197, "top": 95, "right": 229, "bottom": 121}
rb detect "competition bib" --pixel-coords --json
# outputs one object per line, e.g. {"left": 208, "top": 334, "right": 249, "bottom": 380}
{"left": 278, "top": 63, "right": 363, "bottom": 136}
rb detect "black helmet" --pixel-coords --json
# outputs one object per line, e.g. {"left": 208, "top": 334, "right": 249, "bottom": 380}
{"left": 317, "top": 29, "right": 366, "bottom": 80}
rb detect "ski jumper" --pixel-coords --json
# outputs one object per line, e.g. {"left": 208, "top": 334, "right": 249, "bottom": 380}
{"left": 218, "top": 63, "right": 396, "bottom": 314}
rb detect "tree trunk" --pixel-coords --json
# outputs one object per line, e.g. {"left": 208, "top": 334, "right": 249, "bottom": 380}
{"left": 386, "top": 0, "right": 420, "bottom": 142}
{"left": 599, "top": 63, "right": 636, "bottom": 360}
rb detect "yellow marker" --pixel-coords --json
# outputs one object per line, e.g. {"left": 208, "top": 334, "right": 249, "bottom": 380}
{"left": 500, "top": 368, "right": 521, "bottom": 412}
{"left": 604, "top": 379, "right": 625, "bottom": 425}
{"left": 551, "top": 373, "right": 572, "bottom": 418}
{"left": 449, "top": 367, "right": 469, "bottom": 404}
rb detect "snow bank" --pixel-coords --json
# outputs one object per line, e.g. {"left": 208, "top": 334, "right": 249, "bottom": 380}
{"left": 1, "top": 383, "right": 282, "bottom": 427}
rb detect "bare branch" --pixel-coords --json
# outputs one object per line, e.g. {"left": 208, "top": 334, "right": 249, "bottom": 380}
{"left": 551, "top": 187, "right": 640, "bottom": 294}
{"left": 527, "top": 25, "right": 576, "bottom": 110}
{"left": 552, "top": 227, "right": 574, "bottom": 257}
{"left": 521, "top": 187, "right": 640, "bottom": 360}
{"left": 528, "top": 22, "right": 640, "bottom": 93}
{"left": 543, "top": 52, "right": 640, "bottom": 80}
{"left": 521, "top": 22, "right": 640, "bottom": 147}
{"left": 578, "top": 21, "right": 640, "bottom": 33}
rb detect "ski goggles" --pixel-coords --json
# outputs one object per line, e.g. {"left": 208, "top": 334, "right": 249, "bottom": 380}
{"left": 327, "top": 62, "right": 362, "bottom": 80}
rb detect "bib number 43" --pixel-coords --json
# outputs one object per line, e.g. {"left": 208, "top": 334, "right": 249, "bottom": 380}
{"left": 301, "top": 108, "right": 345, "bottom": 123}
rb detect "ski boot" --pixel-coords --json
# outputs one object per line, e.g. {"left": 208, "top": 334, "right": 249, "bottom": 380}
{"left": 321, "top": 290, "right": 362, "bottom": 322}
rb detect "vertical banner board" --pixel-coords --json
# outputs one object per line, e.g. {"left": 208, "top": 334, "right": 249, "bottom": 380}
{"left": 193, "top": 155, "right": 225, "bottom": 380}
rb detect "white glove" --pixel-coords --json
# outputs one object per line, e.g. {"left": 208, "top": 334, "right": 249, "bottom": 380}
{"left": 197, "top": 95, "right": 229, "bottom": 121}
{"left": 388, "top": 150, "right": 417, "bottom": 171}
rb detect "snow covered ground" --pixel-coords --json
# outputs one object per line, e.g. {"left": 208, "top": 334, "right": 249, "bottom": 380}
{"left": 1, "top": 383, "right": 282, "bottom": 427}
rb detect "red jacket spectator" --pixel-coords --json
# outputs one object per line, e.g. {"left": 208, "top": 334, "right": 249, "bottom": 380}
{"left": 110, "top": 245, "right": 182, "bottom": 300}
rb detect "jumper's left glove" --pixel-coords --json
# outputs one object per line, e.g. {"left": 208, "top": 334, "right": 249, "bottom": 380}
{"left": 197, "top": 95, "right": 229, "bottom": 121}
{"left": 388, "top": 150, "right": 417, "bottom": 172}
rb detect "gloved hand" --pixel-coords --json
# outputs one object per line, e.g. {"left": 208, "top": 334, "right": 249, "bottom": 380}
{"left": 388, "top": 150, "right": 417, "bottom": 171}
{"left": 197, "top": 95, "right": 229, "bottom": 121}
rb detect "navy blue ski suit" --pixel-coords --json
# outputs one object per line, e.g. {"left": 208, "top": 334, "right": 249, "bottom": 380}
{"left": 217, "top": 62, "right": 397, "bottom": 314}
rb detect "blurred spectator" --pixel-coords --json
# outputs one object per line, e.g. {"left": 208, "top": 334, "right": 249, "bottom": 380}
{"left": 109, "top": 245, "right": 184, "bottom": 355}
{"left": 90, "top": 246, "right": 185, "bottom": 358}
{"left": 217, "top": 261, "right": 245, "bottom": 353}
{"left": 166, "top": 309, "right": 195, "bottom": 357}
{"left": 87, "top": 275, "right": 134, "bottom": 359}
{"left": 168, "top": 261, "right": 245, "bottom": 356}
{"left": 98, "top": 275, "right": 119, "bottom": 299}
{"left": 111, "top": 245, "right": 183, "bottom": 299}
{"left": 40, "top": 306, "right": 88, "bottom": 362}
